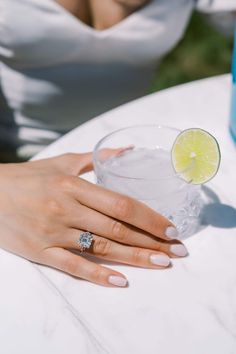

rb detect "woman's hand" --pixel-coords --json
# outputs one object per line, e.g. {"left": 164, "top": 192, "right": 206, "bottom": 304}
{"left": 0, "top": 152, "right": 187, "bottom": 287}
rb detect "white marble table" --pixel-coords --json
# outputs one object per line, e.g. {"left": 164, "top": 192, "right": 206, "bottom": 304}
{"left": 1, "top": 74, "right": 236, "bottom": 354}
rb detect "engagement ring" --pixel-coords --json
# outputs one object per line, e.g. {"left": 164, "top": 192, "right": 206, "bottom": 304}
{"left": 77, "top": 231, "right": 93, "bottom": 253}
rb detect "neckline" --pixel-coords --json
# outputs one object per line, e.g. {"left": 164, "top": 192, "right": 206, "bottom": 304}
{"left": 50, "top": 0, "right": 155, "bottom": 37}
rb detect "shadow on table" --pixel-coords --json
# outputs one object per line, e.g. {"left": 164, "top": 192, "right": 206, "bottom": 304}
{"left": 200, "top": 186, "right": 236, "bottom": 229}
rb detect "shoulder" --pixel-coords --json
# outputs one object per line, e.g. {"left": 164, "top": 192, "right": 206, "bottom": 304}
{"left": 0, "top": 0, "right": 58, "bottom": 46}
{"left": 0, "top": 0, "right": 78, "bottom": 66}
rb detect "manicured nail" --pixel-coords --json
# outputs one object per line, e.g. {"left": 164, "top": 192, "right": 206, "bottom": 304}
{"left": 108, "top": 275, "right": 127, "bottom": 287}
{"left": 170, "top": 244, "right": 188, "bottom": 257}
{"left": 117, "top": 145, "right": 135, "bottom": 155}
{"left": 165, "top": 226, "right": 179, "bottom": 239}
{"left": 150, "top": 254, "right": 170, "bottom": 267}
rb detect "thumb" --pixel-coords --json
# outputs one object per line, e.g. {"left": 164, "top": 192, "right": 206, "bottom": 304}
{"left": 52, "top": 152, "right": 93, "bottom": 176}
{"left": 54, "top": 146, "right": 134, "bottom": 176}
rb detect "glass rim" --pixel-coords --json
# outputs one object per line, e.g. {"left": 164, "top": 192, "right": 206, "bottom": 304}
{"left": 93, "top": 124, "right": 193, "bottom": 182}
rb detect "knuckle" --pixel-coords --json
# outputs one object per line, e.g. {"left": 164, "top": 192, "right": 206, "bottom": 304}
{"left": 57, "top": 175, "right": 75, "bottom": 190}
{"left": 60, "top": 152, "right": 78, "bottom": 163}
{"left": 93, "top": 238, "right": 111, "bottom": 257}
{"left": 152, "top": 242, "right": 162, "bottom": 252}
{"left": 90, "top": 265, "right": 103, "bottom": 282}
{"left": 38, "top": 222, "right": 53, "bottom": 236}
{"left": 61, "top": 153, "right": 84, "bottom": 170}
{"left": 132, "top": 248, "right": 143, "bottom": 264}
{"left": 111, "top": 221, "right": 128, "bottom": 242}
{"left": 113, "top": 197, "right": 133, "bottom": 220}
{"left": 46, "top": 198, "right": 65, "bottom": 217}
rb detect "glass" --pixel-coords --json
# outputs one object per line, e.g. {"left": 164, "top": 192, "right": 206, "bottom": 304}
{"left": 230, "top": 22, "right": 236, "bottom": 142}
{"left": 93, "top": 125, "right": 203, "bottom": 238}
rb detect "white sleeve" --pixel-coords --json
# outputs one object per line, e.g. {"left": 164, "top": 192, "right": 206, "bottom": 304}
{"left": 0, "top": 12, "right": 13, "bottom": 62}
{"left": 197, "top": 0, "right": 236, "bottom": 12}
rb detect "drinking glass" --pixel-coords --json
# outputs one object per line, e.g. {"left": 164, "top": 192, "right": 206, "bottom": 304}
{"left": 93, "top": 125, "right": 203, "bottom": 238}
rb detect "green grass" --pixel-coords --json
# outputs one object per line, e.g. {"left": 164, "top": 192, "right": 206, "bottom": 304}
{"left": 150, "top": 12, "right": 234, "bottom": 92}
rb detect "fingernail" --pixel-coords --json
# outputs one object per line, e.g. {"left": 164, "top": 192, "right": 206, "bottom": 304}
{"left": 150, "top": 254, "right": 170, "bottom": 267}
{"left": 117, "top": 145, "right": 135, "bottom": 155}
{"left": 170, "top": 244, "right": 188, "bottom": 257}
{"left": 122, "top": 144, "right": 135, "bottom": 150}
{"left": 108, "top": 275, "right": 127, "bottom": 287}
{"left": 165, "top": 226, "right": 179, "bottom": 239}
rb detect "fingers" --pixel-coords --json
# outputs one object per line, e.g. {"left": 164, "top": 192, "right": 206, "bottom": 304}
{"left": 96, "top": 146, "right": 134, "bottom": 163}
{"left": 76, "top": 147, "right": 133, "bottom": 174}
{"left": 90, "top": 235, "right": 171, "bottom": 268}
{"left": 42, "top": 247, "right": 128, "bottom": 287}
{"left": 71, "top": 178, "right": 178, "bottom": 241}
{"left": 64, "top": 232, "right": 171, "bottom": 268}
{"left": 63, "top": 227, "right": 187, "bottom": 259}
{"left": 50, "top": 148, "right": 133, "bottom": 176}
{"left": 66, "top": 203, "right": 187, "bottom": 257}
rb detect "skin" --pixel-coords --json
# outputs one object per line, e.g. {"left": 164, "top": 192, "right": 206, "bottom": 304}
{"left": 56, "top": 0, "right": 92, "bottom": 26}
{"left": 0, "top": 152, "right": 187, "bottom": 287}
{"left": 0, "top": 0, "right": 187, "bottom": 287}
{"left": 56, "top": 0, "right": 151, "bottom": 29}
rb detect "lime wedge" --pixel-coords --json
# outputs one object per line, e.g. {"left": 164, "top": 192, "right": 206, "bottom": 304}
{"left": 171, "top": 128, "right": 221, "bottom": 184}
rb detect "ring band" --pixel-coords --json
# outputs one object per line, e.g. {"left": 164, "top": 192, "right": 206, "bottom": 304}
{"left": 76, "top": 231, "right": 93, "bottom": 253}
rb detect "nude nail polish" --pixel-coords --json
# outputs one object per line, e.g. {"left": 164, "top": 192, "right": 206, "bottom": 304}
{"left": 150, "top": 254, "right": 170, "bottom": 267}
{"left": 165, "top": 226, "right": 179, "bottom": 239}
{"left": 170, "top": 244, "right": 188, "bottom": 257}
{"left": 108, "top": 275, "right": 127, "bottom": 287}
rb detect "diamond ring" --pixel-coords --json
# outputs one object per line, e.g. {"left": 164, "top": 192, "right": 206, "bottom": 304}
{"left": 76, "top": 231, "right": 93, "bottom": 253}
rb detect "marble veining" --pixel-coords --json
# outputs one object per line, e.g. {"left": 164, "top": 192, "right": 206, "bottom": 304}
{"left": 35, "top": 265, "right": 111, "bottom": 353}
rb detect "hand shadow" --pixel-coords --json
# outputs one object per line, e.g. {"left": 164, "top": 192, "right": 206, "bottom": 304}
{"left": 200, "top": 186, "right": 236, "bottom": 229}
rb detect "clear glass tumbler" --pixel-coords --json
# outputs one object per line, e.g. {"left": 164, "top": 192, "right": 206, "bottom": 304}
{"left": 93, "top": 125, "right": 203, "bottom": 238}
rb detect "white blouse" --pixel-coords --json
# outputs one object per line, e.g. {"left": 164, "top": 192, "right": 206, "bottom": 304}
{"left": 0, "top": 0, "right": 235, "bottom": 159}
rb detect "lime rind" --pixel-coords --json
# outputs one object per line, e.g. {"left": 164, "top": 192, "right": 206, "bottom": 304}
{"left": 171, "top": 128, "right": 221, "bottom": 185}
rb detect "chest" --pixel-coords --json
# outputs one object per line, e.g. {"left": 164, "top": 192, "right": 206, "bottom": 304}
{"left": 55, "top": 0, "right": 91, "bottom": 25}
{"left": 1, "top": 0, "right": 194, "bottom": 68}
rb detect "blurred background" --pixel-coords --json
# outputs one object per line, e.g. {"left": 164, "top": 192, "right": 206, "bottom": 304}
{"left": 150, "top": 11, "right": 234, "bottom": 93}
{"left": 0, "top": 9, "right": 234, "bottom": 162}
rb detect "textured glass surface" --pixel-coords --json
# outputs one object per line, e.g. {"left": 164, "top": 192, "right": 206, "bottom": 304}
{"left": 94, "top": 126, "right": 204, "bottom": 238}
